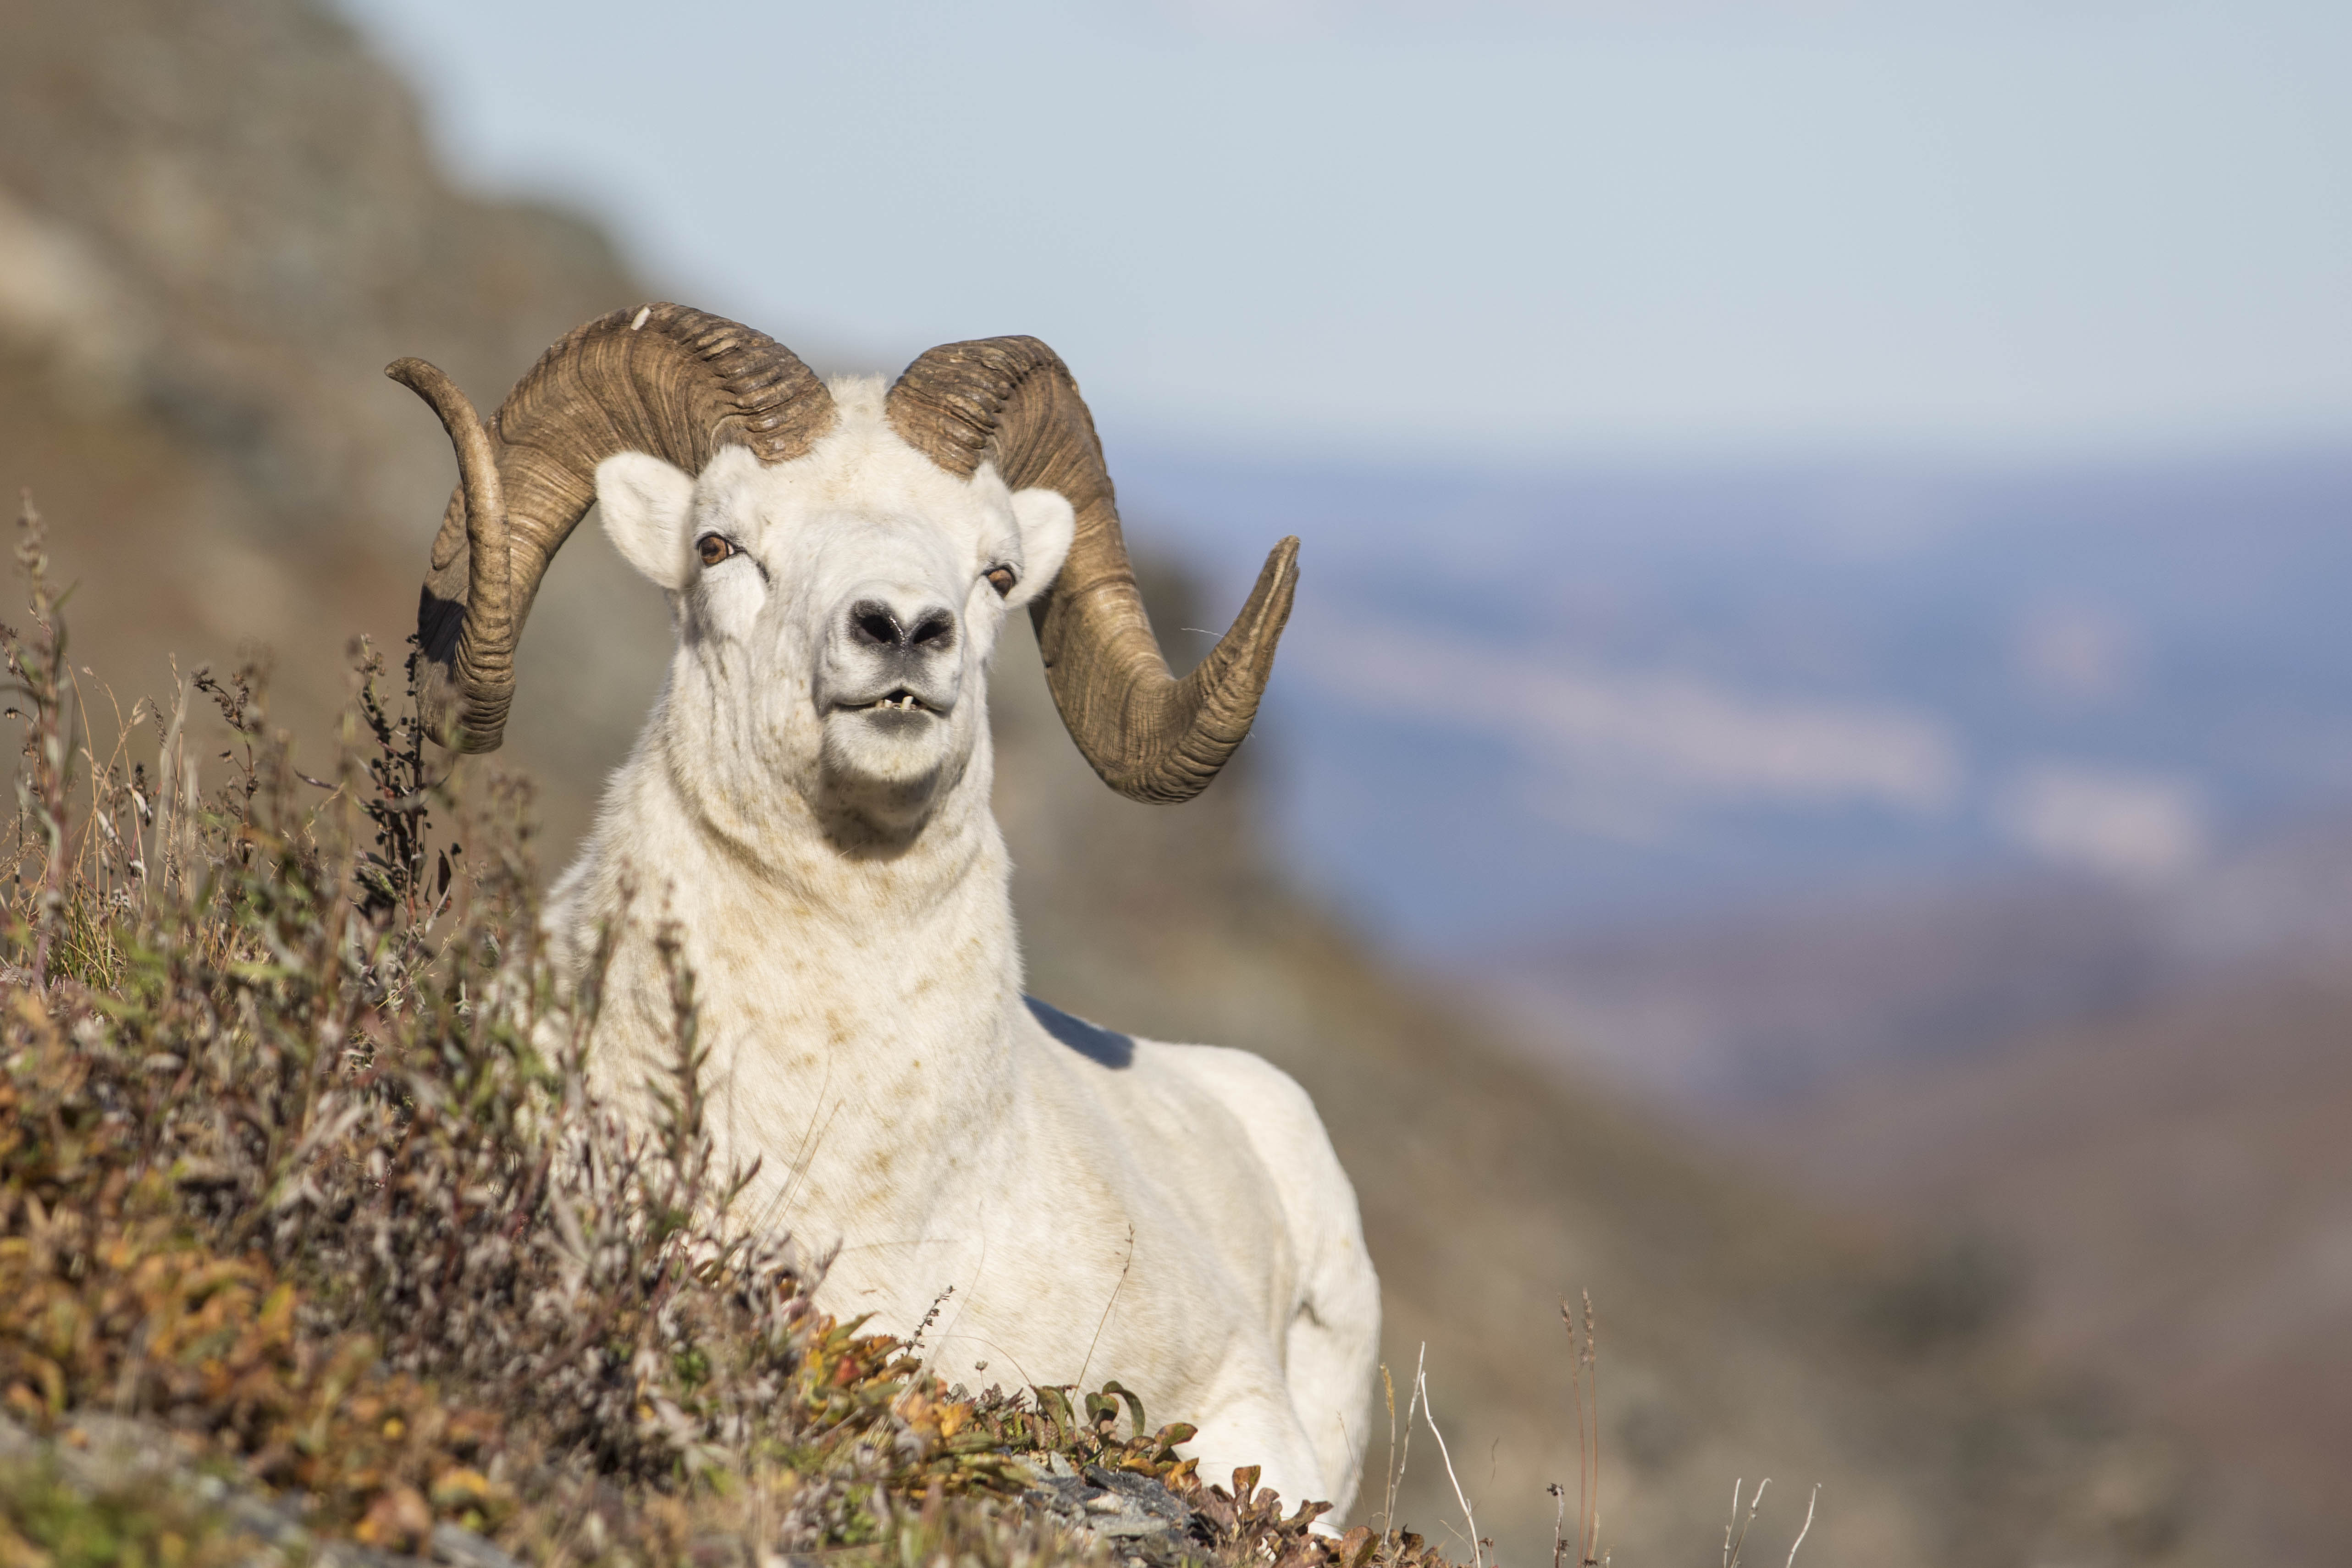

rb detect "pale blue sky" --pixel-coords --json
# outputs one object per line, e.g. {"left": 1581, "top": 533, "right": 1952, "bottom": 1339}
{"left": 335, "top": 0, "right": 2351, "bottom": 462}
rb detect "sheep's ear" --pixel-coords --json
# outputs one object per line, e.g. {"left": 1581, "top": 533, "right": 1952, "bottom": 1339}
{"left": 1005, "top": 488, "right": 1076, "bottom": 610}
{"left": 597, "top": 452, "right": 697, "bottom": 591}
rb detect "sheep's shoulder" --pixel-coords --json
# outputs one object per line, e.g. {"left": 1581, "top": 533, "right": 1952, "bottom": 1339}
{"left": 1019, "top": 999, "right": 1355, "bottom": 1262}
{"left": 1136, "top": 1043, "right": 1354, "bottom": 1233}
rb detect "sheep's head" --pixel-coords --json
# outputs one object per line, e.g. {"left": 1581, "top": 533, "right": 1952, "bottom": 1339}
{"left": 591, "top": 383, "right": 1076, "bottom": 838}
{"left": 390, "top": 305, "right": 1298, "bottom": 834}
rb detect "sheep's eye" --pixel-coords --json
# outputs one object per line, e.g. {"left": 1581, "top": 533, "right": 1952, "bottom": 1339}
{"left": 984, "top": 565, "right": 1017, "bottom": 598}
{"left": 697, "top": 533, "right": 736, "bottom": 568}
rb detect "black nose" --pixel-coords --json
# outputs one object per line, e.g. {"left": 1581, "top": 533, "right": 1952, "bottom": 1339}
{"left": 850, "top": 601, "right": 957, "bottom": 654}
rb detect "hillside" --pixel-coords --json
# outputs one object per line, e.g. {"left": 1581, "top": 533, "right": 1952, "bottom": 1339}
{"left": 1744, "top": 964, "right": 2352, "bottom": 1567}
{"left": 0, "top": 2, "right": 2212, "bottom": 1564}
{"left": 0, "top": 0, "right": 665, "bottom": 851}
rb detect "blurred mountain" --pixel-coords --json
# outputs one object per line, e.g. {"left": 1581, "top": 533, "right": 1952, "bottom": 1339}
{"left": 1459, "top": 814, "right": 2352, "bottom": 1106}
{"left": 1732, "top": 965, "right": 2352, "bottom": 1567}
{"left": 0, "top": 2, "right": 2219, "bottom": 1565}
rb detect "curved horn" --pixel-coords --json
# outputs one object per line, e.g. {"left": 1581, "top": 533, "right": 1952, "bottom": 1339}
{"left": 387, "top": 357, "right": 510, "bottom": 747}
{"left": 392, "top": 304, "right": 837, "bottom": 751}
{"left": 884, "top": 337, "right": 1298, "bottom": 803}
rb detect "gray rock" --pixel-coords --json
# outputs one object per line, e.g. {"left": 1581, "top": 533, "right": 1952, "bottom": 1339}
{"left": 1022, "top": 1459, "right": 1205, "bottom": 1566}
{"left": 431, "top": 1520, "right": 527, "bottom": 1568}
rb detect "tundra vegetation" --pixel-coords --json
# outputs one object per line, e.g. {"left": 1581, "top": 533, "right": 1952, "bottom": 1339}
{"left": 0, "top": 495, "right": 1454, "bottom": 1568}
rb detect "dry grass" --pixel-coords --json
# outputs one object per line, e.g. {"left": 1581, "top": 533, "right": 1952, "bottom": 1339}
{"left": 0, "top": 493, "right": 1430, "bottom": 1568}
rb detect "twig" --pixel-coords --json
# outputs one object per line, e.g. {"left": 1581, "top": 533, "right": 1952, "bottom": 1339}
{"left": 1397, "top": 1343, "right": 1423, "bottom": 1510}
{"left": 1783, "top": 1486, "right": 1818, "bottom": 1568}
{"left": 767, "top": 1085, "right": 842, "bottom": 1227}
{"left": 1726, "top": 1478, "right": 1769, "bottom": 1568}
{"left": 1562, "top": 1293, "right": 1602, "bottom": 1566}
{"left": 1585, "top": 1294, "right": 1599, "bottom": 1566}
{"left": 905, "top": 1284, "right": 955, "bottom": 1356}
{"left": 1075, "top": 1223, "right": 1136, "bottom": 1390}
{"left": 1380, "top": 1364, "right": 1401, "bottom": 1549}
{"left": 1414, "top": 1354, "right": 1483, "bottom": 1568}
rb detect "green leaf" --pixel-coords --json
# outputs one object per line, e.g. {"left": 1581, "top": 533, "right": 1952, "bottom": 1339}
{"left": 1097, "top": 1379, "right": 1148, "bottom": 1439}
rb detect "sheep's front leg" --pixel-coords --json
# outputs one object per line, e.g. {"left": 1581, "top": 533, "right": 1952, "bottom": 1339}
{"left": 1183, "top": 1360, "right": 1333, "bottom": 1527}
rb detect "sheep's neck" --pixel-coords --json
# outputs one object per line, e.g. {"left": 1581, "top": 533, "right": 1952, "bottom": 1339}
{"left": 632, "top": 718, "right": 1024, "bottom": 1243}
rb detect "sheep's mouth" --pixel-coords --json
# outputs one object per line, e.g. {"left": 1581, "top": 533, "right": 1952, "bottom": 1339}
{"left": 844, "top": 690, "right": 933, "bottom": 715}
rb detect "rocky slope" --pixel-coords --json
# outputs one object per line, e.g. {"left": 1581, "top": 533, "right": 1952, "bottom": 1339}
{"left": 0, "top": 0, "right": 664, "bottom": 850}
{"left": 0, "top": 2, "right": 2211, "bottom": 1563}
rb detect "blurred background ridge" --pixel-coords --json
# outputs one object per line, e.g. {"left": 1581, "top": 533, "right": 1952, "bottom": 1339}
{"left": 6, "top": 0, "right": 2351, "bottom": 1563}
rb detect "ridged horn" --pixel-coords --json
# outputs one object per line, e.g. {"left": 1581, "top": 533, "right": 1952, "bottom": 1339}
{"left": 392, "top": 303, "right": 837, "bottom": 751}
{"left": 884, "top": 337, "right": 1298, "bottom": 803}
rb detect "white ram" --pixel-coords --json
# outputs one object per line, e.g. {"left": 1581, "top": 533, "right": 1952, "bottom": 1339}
{"left": 389, "top": 305, "right": 1379, "bottom": 1515}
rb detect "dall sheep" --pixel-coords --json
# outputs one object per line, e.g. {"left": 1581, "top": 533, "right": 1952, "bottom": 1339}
{"left": 389, "top": 305, "right": 1380, "bottom": 1515}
